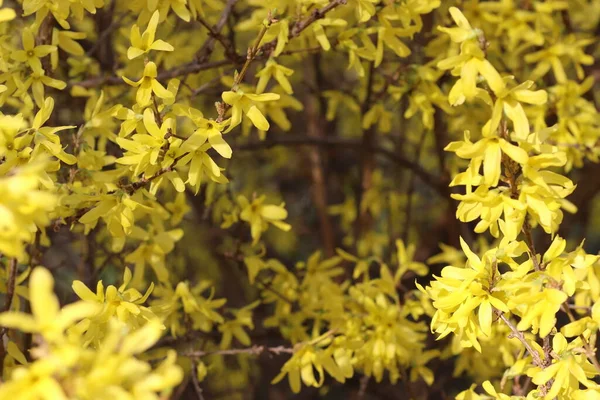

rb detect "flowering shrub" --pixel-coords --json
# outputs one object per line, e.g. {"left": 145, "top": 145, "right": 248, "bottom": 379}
{"left": 0, "top": 0, "right": 599, "bottom": 398}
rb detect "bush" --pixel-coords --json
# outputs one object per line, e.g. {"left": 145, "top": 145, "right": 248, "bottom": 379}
{"left": 0, "top": 0, "right": 599, "bottom": 398}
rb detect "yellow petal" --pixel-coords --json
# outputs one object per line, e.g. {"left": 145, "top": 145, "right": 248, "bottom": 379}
{"left": 245, "top": 105, "right": 270, "bottom": 131}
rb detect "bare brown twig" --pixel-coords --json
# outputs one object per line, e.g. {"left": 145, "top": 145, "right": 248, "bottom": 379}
{"left": 184, "top": 344, "right": 294, "bottom": 358}
{"left": 499, "top": 313, "right": 544, "bottom": 367}
{"left": 234, "top": 136, "right": 447, "bottom": 195}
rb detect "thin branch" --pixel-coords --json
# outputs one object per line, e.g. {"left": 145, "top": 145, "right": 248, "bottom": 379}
{"left": 70, "top": 59, "right": 231, "bottom": 89}
{"left": 355, "top": 61, "right": 376, "bottom": 242}
{"left": 70, "top": 0, "right": 347, "bottom": 90}
{"left": 184, "top": 344, "right": 294, "bottom": 358}
{"left": 522, "top": 219, "right": 541, "bottom": 271}
{"left": 234, "top": 136, "right": 447, "bottom": 195}
{"left": 2, "top": 259, "right": 17, "bottom": 312}
{"left": 562, "top": 304, "right": 600, "bottom": 373}
{"left": 289, "top": 0, "right": 347, "bottom": 38}
{"left": 191, "top": 362, "right": 206, "bottom": 400}
{"left": 402, "top": 128, "right": 428, "bottom": 242}
{"left": 113, "top": 154, "right": 186, "bottom": 195}
{"left": 498, "top": 313, "right": 544, "bottom": 367}
{"left": 196, "top": 0, "right": 240, "bottom": 63}
{"left": 0, "top": 258, "right": 18, "bottom": 338}
{"left": 86, "top": 11, "right": 131, "bottom": 58}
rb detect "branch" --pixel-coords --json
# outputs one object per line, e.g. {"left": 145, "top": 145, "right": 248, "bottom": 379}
{"left": 183, "top": 344, "right": 294, "bottom": 358}
{"left": 260, "top": 0, "right": 348, "bottom": 57}
{"left": 3, "top": 258, "right": 17, "bottom": 311}
{"left": 498, "top": 313, "right": 544, "bottom": 367}
{"left": 290, "top": 0, "right": 347, "bottom": 37}
{"left": 191, "top": 362, "right": 206, "bottom": 400}
{"left": 234, "top": 136, "right": 448, "bottom": 195}
{"left": 116, "top": 155, "right": 186, "bottom": 195}
{"left": 0, "top": 258, "right": 17, "bottom": 337}
{"left": 70, "top": 0, "right": 347, "bottom": 90}
{"left": 196, "top": 0, "right": 240, "bottom": 63}
{"left": 561, "top": 304, "right": 600, "bottom": 373}
{"left": 70, "top": 60, "right": 231, "bottom": 89}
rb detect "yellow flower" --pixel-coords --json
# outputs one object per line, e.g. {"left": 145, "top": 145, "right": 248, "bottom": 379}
{"left": 0, "top": 267, "right": 99, "bottom": 342}
{"left": 127, "top": 10, "right": 174, "bottom": 60}
{"left": 482, "top": 80, "right": 548, "bottom": 140}
{"left": 312, "top": 18, "right": 347, "bottom": 51}
{"left": 11, "top": 28, "right": 56, "bottom": 74}
{"left": 446, "top": 130, "right": 529, "bottom": 187}
{"left": 71, "top": 267, "right": 160, "bottom": 346}
{"left": 529, "top": 334, "right": 597, "bottom": 398}
{"left": 437, "top": 7, "right": 479, "bottom": 43}
{"left": 165, "top": 192, "right": 190, "bottom": 225}
{"left": 179, "top": 114, "right": 231, "bottom": 159}
{"left": 51, "top": 28, "right": 85, "bottom": 69}
{"left": 238, "top": 195, "right": 291, "bottom": 245}
{"left": 17, "top": 70, "right": 67, "bottom": 108}
{"left": 0, "top": 0, "right": 16, "bottom": 22}
{"left": 218, "top": 300, "right": 260, "bottom": 349}
{"left": 221, "top": 91, "right": 280, "bottom": 132}
{"left": 255, "top": 59, "right": 294, "bottom": 94}
{"left": 0, "top": 160, "right": 57, "bottom": 259}
{"left": 123, "top": 62, "right": 174, "bottom": 106}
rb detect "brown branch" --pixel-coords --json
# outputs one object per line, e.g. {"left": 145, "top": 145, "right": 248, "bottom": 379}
{"left": 231, "top": 14, "right": 272, "bottom": 91}
{"left": 522, "top": 220, "right": 542, "bottom": 271}
{"left": 196, "top": 0, "right": 239, "bottom": 63}
{"left": 191, "top": 362, "right": 206, "bottom": 400}
{"left": 402, "top": 128, "right": 428, "bottom": 242}
{"left": 70, "top": 0, "right": 347, "bottom": 91}
{"left": 234, "top": 136, "right": 447, "bottom": 195}
{"left": 305, "top": 54, "right": 335, "bottom": 256}
{"left": 355, "top": 62, "right": 376, "bottom": 242}
{"left": 498, "top": 313, "right": 544, "bottom": 367}
{"left": 1, "top": 258, "right": 17, "bottom": 318}
{"left": 183, "top": 344, "right": 294, "bottom": 358}
{"left": 70, "top": 59, "right": 231, "bottom": 89}
{"left": 116, "top": 154, "right": 186, "bottom": 195}
{"left": 290, "top": 0, "right": 347, "bottom": 38}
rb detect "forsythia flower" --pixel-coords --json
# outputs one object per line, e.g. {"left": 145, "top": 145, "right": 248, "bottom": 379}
{"left": 0, "top": 160, "right": 57, "bottom": 259}
{"left": 0, "top": 267, "right": 99, "bottom": 343}
{"left": 11, "top": 28, "right": 56, "bottom": 74}
{"left": 123, "top": 62, "right": 174, "bottom": 106}
{"left": 237, "top": 194, "right": 291, "bottom": 245}
{"left": 222, "top": 91, "right": 280, "bottom": 132}
{"left": 71, "top": 267, "right": 161, "bottom": 347}
{"left": 255, "top": 59, "right": 294, "bottom": 94}
{"left": 127, "top": 10, "right": 174, "bottom": 60}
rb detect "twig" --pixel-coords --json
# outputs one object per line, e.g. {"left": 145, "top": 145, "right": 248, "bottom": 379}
{"left": 355, "top": 61, "right": 376, "bottom": 242}
{"left": 231, "top": 14, "right": 272, "bottom": 91}
{"left": 2, "top": 258, "right": 17, "bottom": 311}
{"left": 114, "top": 154, "right": 186, "bottom": 195}
{"left": 562, "top": 304, "right": 600, "bottom": 373}
{"left": 70, "top": 59, "right": 231, "bottom": 89}
{"left": 255, "top": 278, "right": 294, "bottom": 304}
{"left": 191, "top": 362, "right": 206, "bottom": 400}
{"left": 86, "top": 11, "right": 131, "bottom": 58}
{"left": 196, "top": 0, "right": 239, "bottom": 63}
{"left": 0, "top": 259, "right": 17, "bottom": 326}
{"left": 402, "top": 128, "right": 428, "bottom": 242}
{"left": 358, "top": 375, "right": 370, "bottom": 399}
{"left": 499, "top": 313, "right": 544, "bottom": 368}
{"left": 234, "top": 136, "right": 447, "bottom": 195}
{"left": 184, "top": 344, "right": 294, "bottom": 358}
{"left": 522, "top": 219, "right": 541, "bottom": 271}
{"left": 290, "top": 0, "right": 347, "bottom": 38}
